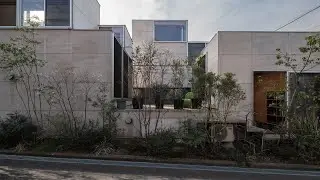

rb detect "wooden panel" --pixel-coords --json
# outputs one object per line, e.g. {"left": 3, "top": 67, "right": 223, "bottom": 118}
{"left": 254, "top": 72, "right": 286, "bottom": 123}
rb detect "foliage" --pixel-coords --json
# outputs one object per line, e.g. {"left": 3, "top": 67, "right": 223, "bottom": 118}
{"left": 54, "top": 125, "right": 115, "bottom": 152}
{"left": 92, "top": 83, "right": 118, "bottom": 135}
{"left": 192, "top": 62, "right": 246, "bottom": 122}
{"left": 191, "top": 55, "right": 206, "bottom": 98}
{"left": 185, "top": 92, "right": 194, "bottom": 99}
{"left": 42, "top": 65, "right": 107, "bottom": 137}
{"left": 170, "top": 59, "right": 186, "bottom": 98}
{"left": 209, "top": 73, "right": 246, "bottom": 122}
{"left": 276, "top": 34, "right": 320, "bottom": 116}
{"left": 93, "top": 136, "right": 115, "bottom": 156}
{"left": 126, "top": 129, "right": 178, "bottom": 157}
{"left": 177, "top": 119, "right": 207, "bottom": 150}
{"left": 183, "top": 99, "right": 192, "bottom": 108}
{"left": 274, "top": 34, "right": 320, "bottom": 163}
{"left": 0, "top": 112, "right": 38, "bottom": 149}
{"left": 151, "top": 83, "right": 170, "bottom": 99}
{"left": 132, "top": 42, "right": 175, "bottom": 137}
{"left": 192, "top": 54, "right": 245, "bottom": 122}
{"left": 0, "top": 19, "right": 46, "bottom": 123}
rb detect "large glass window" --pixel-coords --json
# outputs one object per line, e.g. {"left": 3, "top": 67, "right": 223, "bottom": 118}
{"left": 0, "top": 0, "right": 17, "bottom": 26}
{"left": 114, "top": 37, "right": 122, "bottom": 98}
{"left": 154, "top": 22, "right": 186, "bottom": 41}
{"left": 45, "top": 0, "right": 70, "bottom": 26}
{"left": 123, "top": 52, "right": 129, "bottom": 98}
{"left": 22, "top": 0, "right": 70, "bottom": 27}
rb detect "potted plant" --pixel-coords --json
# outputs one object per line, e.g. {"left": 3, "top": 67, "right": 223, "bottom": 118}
{"left": 173, "top": 89, "right": 184, "bottom": 109}
{"left": 152, "top": 83, "right": 169, "bottom": 109}
{"left": 132, "top": 89, "right": 144, "bottom": 109}
{"left": 117, "top": 99, "right": 127, "bottom": 109}
{"left": 170, "top": 59, "right": 186, "bottom": 109}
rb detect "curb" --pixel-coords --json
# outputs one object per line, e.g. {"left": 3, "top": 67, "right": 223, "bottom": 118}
{"left": 0, "top": 151, "right": 237, "bottom": 166}
{"left": 1, "top": 151, "right": 319, "bottom": 171}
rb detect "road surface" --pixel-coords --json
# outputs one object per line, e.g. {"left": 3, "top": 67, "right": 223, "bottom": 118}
{"left": 0, "top": 154, "right": 319, "bottom": 180}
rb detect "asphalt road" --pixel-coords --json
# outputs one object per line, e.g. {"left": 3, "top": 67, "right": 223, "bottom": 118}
{"left": 0, "top": 154, "right": 320, "bottom": 180}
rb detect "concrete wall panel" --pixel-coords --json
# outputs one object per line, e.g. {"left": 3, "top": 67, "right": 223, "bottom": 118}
{"left": 219, "top": 32, "right": 251, "bottom": 55}
{"left": 220, "top": 55, "right": 252, "bottom": 84}
{"left": 252, "top": 32, "right": 289, "bottom": 55}
{"left": 73, "top": 0, "right": 100, "bottom": 29}
{"left": 0, "top": 29, "right": 114, "bottom": 117}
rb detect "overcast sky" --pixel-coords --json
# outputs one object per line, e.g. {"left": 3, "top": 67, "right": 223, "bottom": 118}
{"left": 97, "top": 0, "right": 320, "bottom": 41}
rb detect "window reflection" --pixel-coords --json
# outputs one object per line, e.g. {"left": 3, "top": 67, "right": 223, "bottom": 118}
{"left": 22, "top": 0, "right": 45, "bottom": 26}
{"left": 22, "top": 0, "right": 70, "bottom": 27}
{"left": 45, "top": 0, "right": 70, "bottom": 26}
{"left": 154, "top": 23, "right": 186, "bottom": 41}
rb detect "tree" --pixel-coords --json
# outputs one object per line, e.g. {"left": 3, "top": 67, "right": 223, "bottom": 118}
{"left": 191, "top": 54, "right": 206, "bottom": 100}
{"left": 192, "top": 55, "right": 246, "bottom": 124}
{"left": 0, "top": 19, "right": 46, "bottom": 124}
{"left": 276, "top": 34, "right": 320, "bottom": 118}
{"left": 131, "top": 42, "right": 173, "bottom": 137}
{"left": 170, "top": 58, "right": 186, "bottom": 99}
{"left": 42, "top": 64, "right": 103, "bottom": 137}
{"left": 275, "top": 34, "right": 320, "bottom": 162}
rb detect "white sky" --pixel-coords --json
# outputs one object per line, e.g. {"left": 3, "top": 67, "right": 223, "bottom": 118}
{"left": 97, "top": 0, "right": 320, "bottom": 41}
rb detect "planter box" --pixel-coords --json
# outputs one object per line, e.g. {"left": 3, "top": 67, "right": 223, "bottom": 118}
{"left": 155, "top": 98, "right": 164, "bottom": 109}
{"left": 132, "top": 98, "right": 144, "bottom": 109}
{"left": 117, "top": 99, "right": 127, "bottom": 109}
{"left": 174, "top": 99, "right": 184, "bottom": 109}
{"left": 191, "top": 98, "right": 202, "bottom": 109}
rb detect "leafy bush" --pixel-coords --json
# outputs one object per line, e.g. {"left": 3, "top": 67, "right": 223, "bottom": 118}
{"left": 0, "top": 112, "right": 38, "bottom": 148}
{"left": 185, "top": 92, "right": 194, "bottom": 99}
{"left": 145, "top": 129, "right": 177, "bottom": 157}
{"left": 125, "top": 130, "right": 178, "bottom": 157}
{"left": 183, "top": 99, "right": 191, "bottom": 108}
{"left": 56, "top": 127, "right": 115, "bottom": 152}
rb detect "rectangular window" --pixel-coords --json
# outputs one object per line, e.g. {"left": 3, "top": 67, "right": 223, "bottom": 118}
{"left": 45, "top": 0, "right": 70, "bottom": 26}
{"left": 188, "top": 43, "right": 206, "bottom": 65}
{"left": 114, "top": 37, "right": 122, "bottom": 98}
{"left": 22, "top": 0, "right": 45, "bottom": 26}
{"left": 154, "top": 22, "right": 186, "bottom": 41}
{"left": 123, "top": 52, "right": 129, "bottom": 98}
{"left": 22, "top": 0, "right": 70, "bottom": 27}
{"left": 0, "top": 0, "right": 17, "bottom": 26}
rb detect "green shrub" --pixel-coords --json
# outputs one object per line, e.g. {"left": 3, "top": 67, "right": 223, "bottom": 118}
{"left": 56, "top": 127, "right": 114, "bottom": 152}
{"left": 145, "top": 129, "right": 177, "bottom": 157}
{"left": 185, "top": 92, "right": 194, "bottom": 99}
{"left": 125, "top": 130, "right": 178, "bottom": 157}
{"left": 183, "top": 99, "right": 192, "bottom": 108}
{"left": 0, "top": 112, "right": 38, "bottom": 148}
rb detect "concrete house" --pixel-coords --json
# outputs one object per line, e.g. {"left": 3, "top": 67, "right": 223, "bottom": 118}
{"left": 202, "top": 31, "right": 320, "bottom": 129}
{"left": 132, "top": 20, "right": 192, "bottom": 96}
{"left": 1, "top": 1, "right": 319, "bottom": 137}
{"left": 0, "top": 0, "right": 132, "bottom": 116}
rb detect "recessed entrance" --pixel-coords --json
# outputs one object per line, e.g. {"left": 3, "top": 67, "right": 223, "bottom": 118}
{"left": 254, "top": 72, "right": 286, "bottom": 129}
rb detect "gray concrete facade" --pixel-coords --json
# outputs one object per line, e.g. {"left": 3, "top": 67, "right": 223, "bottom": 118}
{"left": 0, "top": 29, "right": 115, "bottom": 117}
{"left": 203, "top": 31, "right": 320, "bottom": 124}
{"left": 132, "top": 20, "right": 191, "bottom": 88}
